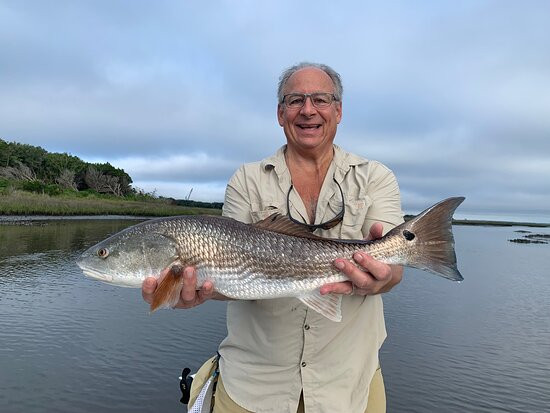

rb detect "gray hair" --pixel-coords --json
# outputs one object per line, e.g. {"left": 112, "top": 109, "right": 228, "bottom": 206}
{"left": 277, "top": 62, "right": 343, "bottom": 103}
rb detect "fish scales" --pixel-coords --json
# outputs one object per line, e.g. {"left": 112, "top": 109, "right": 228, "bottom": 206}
{"left": 162, "top": 216, "right": 352, "bottom": 298}
{"left": 77, "top": 197, "right": 465, "bottom": 321}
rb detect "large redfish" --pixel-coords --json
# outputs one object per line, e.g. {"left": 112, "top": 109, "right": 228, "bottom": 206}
{"left": 77, "top": 197, "right": 465, "bottom": 321}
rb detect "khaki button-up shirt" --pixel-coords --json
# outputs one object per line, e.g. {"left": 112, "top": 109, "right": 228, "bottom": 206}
{"left": 219, "top": 145, "right": 403, "bottom": 413}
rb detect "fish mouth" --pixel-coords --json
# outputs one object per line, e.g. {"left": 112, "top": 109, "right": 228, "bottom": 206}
{"left": 78, "top": 264, "right": 114, "bottom": 283}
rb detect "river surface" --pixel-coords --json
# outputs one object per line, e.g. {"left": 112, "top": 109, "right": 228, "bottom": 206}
{"left": 0, "top": 219, "right": 549, "bottom": 413}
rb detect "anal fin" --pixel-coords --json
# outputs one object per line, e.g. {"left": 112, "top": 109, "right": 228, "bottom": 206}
{"left": 151, "top": 265, "right": 185, "bottom": 312}
{"left": 299, "top": 291, "right": 342, "bottom": 322}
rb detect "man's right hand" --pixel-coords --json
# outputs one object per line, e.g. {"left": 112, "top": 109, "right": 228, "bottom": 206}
{"left": 142, "top": 265, "right": 223, "bottom": 309}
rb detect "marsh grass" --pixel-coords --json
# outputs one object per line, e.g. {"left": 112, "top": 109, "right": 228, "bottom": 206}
{"left": 0, "top": 190, "right": 221, "bottom": 216}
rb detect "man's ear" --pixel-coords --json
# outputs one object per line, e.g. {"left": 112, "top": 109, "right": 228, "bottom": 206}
{"left": 335, "top": 101, "right": 343, "bottom": 124}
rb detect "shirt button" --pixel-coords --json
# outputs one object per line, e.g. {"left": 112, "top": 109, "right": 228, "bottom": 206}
{"left": 304, "top": 324, "right": 310, "bottom": 330}
{"left": 301, "top": 362, "right": 307, "bottom": 367}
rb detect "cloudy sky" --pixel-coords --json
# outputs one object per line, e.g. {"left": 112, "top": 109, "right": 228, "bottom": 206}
{"left": 1, "top": 1, "right": 549, "bottom": 222}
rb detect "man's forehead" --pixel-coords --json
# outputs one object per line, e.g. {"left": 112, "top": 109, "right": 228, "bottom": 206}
{"left": 284, "top": 67, "right": 334, "bottom": 92}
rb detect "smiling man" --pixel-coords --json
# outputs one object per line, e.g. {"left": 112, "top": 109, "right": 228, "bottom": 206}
{"left": 277, "top": 67, "right": 342, "bottom": 155}
{"left": 143, "top": 62, "right": 404, "bottom": 412}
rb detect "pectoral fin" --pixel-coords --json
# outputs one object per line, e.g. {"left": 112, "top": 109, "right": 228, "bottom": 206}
{"left": 150, "top": 265, "right": 185, "bottom": 312}
{"left": 299, "top": 291, "right": 342, "bottom": 322}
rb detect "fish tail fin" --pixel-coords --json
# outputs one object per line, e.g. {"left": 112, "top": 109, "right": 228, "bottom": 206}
{"left": 150, "top": 265, "right": 185, "bottom": 312}
{"left": 396, "top": 197, "right": 465, "bottom": 281}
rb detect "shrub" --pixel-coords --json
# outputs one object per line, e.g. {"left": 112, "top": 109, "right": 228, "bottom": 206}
{"left": 21, "top": 180, "right": 46, "bottom": 193}
{"left": 44, "top": 184, "right": 63, "bottom": 196}
{"left": 0, "top": 178, "right": 11, "bottom": 195}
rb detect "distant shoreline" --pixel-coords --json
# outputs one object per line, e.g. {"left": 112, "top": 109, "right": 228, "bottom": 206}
{"left": 404, "top": 216, "right": 550, "bottom": 228}
{"left": 453, "top": 219, "right": 550, "bottom": 228}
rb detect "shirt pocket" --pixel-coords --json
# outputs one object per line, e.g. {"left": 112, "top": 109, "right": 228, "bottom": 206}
{"left": 250, "top": 201, "right": 284, "bottom": 223}
{"left": 340, "top": 196, "right": 372, "bottom": 239}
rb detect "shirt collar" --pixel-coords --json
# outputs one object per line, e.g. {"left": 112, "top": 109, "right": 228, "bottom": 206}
{"left": 260, "top": 144, "right": 368, "bottom": 182}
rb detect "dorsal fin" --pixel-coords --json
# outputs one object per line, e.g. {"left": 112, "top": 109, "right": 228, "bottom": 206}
{"left": 252, "top": 213, "right": 325, "bottom": 240}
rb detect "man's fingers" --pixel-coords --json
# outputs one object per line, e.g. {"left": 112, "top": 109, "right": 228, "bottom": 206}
{"left": 330, "top": 253, "right": 393, "bottom": 295}
{"left": 142, "top": 276, "right": 157, "bottom": 294}
{"left": 366, "top": 222, "right": 383, "bottom": 241}
{"left": 320, "top": 281, "right": 353, "bottom": 295}
{"left": 353, "top": 252, "right": 391, "bottom": 282}
{"left": 197, "top": 281, "right": 214, "bottom": 301}
{"left": 334, "top": 257, "right": 374, "bottom": 288}
{"left": 141, "top": 276, "right": 158, "bottom": 304}
{"left": 180, "top": 266, "right": 198, "bottom": 303}
{"left": 142, "top": 265, "right": 217, "bottom": 309}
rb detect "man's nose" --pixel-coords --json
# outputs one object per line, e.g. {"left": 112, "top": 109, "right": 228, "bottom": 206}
{"left": 299, "top": 96, "right": 317, "bottom": 116}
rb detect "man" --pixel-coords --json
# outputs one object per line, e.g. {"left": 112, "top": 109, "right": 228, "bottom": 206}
{"left": 143, "top": 62, "right": 403, "bottom": 412}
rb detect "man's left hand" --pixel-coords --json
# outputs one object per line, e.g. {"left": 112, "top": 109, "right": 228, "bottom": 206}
{"left": 320, "top": 222, "right": 403, "bottom": 296}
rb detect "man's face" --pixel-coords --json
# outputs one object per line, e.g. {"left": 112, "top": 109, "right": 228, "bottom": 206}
{"left": 277, "top": 67, "right": 342, "bottom": 153}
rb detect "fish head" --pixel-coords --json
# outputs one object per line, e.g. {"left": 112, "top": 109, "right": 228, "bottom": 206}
{"left": 77, "top": 223, "right": 179, "bottom": 287}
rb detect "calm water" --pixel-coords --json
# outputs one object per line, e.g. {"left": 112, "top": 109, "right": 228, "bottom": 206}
{"left": 0, "top": 219, "right": 549, "bottom": 412}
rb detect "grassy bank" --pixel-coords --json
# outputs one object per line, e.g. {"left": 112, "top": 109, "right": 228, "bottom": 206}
{"left": 0, "top": 190, "right": 221, "bottom": 217}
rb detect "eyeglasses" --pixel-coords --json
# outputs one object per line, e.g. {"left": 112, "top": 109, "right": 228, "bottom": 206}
{"left": 281, "top": 93, "right": 339, "bottom": 109}
{"left": 286, "top": 178, "right": 345, "bottom": 231}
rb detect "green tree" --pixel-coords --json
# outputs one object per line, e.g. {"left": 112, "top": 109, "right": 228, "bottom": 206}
{"left": 9, "top": 142, "right": 47, "bottom": 179}
{"left": 44, "top": 152, "right": 86, "bottom": 183}
{"left": 1, "top": 138, "right": 135, "bottom": 196}
{"left": 0, "top": 139, "right": 13, "bottom": 167}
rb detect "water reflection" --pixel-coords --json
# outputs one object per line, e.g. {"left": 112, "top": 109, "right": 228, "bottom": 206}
{"left": 382, "top": 225, "right": 550, "bottom": 413}
{"left": 0, "top": 218, "right": 228, "bottom": 413}
{"left": 0, "top": 219, "right": 144, "bottom": 258}
{"left": 0, "top": 221, "right": 549, "bottom": 412}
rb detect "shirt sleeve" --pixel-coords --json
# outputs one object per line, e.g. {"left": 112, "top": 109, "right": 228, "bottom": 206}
{"left": 362, "top": 164, "right": 404, "bottom": 236}
{"left": 222, "top": 165, "right": 253, "bottom": 224}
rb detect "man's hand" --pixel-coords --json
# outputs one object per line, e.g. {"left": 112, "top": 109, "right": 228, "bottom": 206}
{"left": 320, "top": 222, "right": 403, "bottom": 296}
{"left": 142, "top": 265, "right": 226, "bottom": 309}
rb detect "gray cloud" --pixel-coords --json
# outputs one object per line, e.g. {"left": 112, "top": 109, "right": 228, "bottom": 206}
{"left": 1, "top": 1, "right": 549, "bottom": 220}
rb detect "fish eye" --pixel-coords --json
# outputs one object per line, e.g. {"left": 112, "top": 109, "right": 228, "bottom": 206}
{"left": 403, "top": 230, "right": 415, "bottom": 241}
{"left": 97, "top": 248, "right": 109, "bottom": 259}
